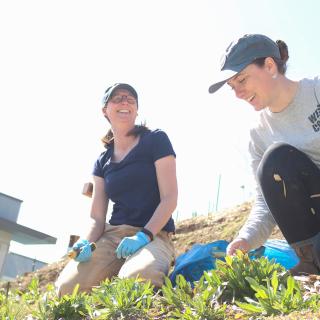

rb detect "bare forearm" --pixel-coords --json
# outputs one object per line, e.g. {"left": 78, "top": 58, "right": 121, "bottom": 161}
{"left": 85, "top": 217, "right": 105, "bottom": 243}
{"left": 144, "top": 196, "right": 177, "bottom": 236}
{"left": 84, "top": 176, "right": 108, "bottom": 243}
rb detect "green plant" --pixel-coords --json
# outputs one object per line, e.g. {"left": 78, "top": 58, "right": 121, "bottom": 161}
{"left": 237, "top": 272, "right": 319, "bottom": 316}
{"left": 161, "top": 275, "right": 194, "bottom": 310}
{"left": 28, "top": 283, "right": 59, "bottom": 320}
{"left": 49, "top": 284, "right": 92, "bottom": 320}
{"left": 161, "top": 275, "right": 226, "bottom": 319}
{"left": 23, "top": 278, "right": 42, "bottom": 304}
{"left": 195, "top": 269, "right": 223, "bottom": 298}
{"left": 214, "top": 250, "right": 289, "bottom": 302}
{"left": 0, "top": 288, "right": 26, "bottom": 320}
{"left": 91, "top": 277, "right": 154, "bottom": 319}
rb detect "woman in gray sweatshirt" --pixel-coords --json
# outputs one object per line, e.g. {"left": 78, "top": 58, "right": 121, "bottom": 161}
{"left": 208, "top": 33, "right": 320, "bottom": 276}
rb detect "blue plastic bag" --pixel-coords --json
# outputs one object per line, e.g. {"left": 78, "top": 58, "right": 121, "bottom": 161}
{"left": 169, "top": 239, "right": 299, "bottom": 285}
{"left": 169, "top": 240, "right": 229, "bottom": 285}
{"left": 262, "top": 239, "right": 299, "bottom": 269}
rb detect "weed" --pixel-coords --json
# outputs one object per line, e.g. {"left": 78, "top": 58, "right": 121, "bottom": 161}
{"left": 215, "top": 250, "right": 289, "bottom": 302}
{"left": 161, "top": 275, "right": 226, "bottom": 319}
{"left": 91, "top": 277, "right": 154, "bottom": 319}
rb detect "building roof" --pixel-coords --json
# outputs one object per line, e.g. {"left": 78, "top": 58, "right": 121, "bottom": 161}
{"left": 0, "top": 217, "right": 56, "bottom": 245}
{"left": 0, "top": 192, "right": 23, "bottom": 203}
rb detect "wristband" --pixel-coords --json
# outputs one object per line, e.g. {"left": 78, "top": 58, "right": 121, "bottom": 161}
{"left": 141, "top": 228, "right": 154, "bottom": 241}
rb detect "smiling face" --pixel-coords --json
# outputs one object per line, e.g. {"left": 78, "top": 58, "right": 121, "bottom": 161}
{"left": 102, "top": 88, "right": 138, "bottom": 127}
{"left": 227, "top": 58, "right": 278, "bottom": 111}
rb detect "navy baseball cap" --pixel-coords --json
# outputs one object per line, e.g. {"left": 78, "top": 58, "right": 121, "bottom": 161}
{"left": 102, "top": 83, "right": 138, "bottom": 107}
{"left": 208, "top": 34, "right": 281, "bottom": 94}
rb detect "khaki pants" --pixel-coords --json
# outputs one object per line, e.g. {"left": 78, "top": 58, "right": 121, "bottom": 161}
{"left": 55, "top": 224, "right": 175, "bottom": 296}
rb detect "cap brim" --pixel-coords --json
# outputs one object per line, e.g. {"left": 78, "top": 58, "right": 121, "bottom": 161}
{"left": 102, "top": 83, "right": 138, "bottom": 106}
{"left": 208, "top": 69, "right": 238, "bottom": 94}
{"left": 110, "top": 83, "right": 138, "bottom": 99}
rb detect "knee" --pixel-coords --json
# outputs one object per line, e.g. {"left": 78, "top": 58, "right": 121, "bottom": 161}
{"left": 55, "top": 279, "right": 75, "bottom": 297}
{"left": 257, "top": 143, "right": 296, "bottom": 182}
{"left": 262, "top": 142, "right": 296, "bottom": 166}
{"left": 55, "top": 271, "right": 91, "bottom": 297}
{"left": 118, "top": 267, "right": 166, "bottom": 288}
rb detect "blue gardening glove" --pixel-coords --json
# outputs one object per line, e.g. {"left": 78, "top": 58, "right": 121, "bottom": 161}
{"left": 116, "top": 231, "right": 150, "bottom": 259}
{"left": 72, "top": 239, "right": 93, "bottom": 262}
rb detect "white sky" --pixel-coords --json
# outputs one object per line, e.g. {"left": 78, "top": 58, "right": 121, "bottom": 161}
{"left": 1, "top": 0, "right": 320, "bottom": 263}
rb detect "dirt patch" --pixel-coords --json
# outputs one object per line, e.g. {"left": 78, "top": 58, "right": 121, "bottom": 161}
{"left": 172, "top": 201, "right": 283, "bottom": 256}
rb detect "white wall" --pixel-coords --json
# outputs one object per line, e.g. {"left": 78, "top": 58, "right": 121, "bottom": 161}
{"left": 0, "top": 230, "right": 11, "bottom": 276}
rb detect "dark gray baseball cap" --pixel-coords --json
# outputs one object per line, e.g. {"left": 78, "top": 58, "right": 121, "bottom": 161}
{"left": 102, "top": 83, "right": 138, "bottom": 107}
{"left": 208, "top": 34, "right": 281, "bottom": 94}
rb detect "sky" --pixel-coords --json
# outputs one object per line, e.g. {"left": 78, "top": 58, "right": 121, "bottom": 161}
{"left": 1, "top": 0, "right": 320, "bottom": 263}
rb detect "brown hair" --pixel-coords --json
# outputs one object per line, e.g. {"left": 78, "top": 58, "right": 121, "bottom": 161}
{"left": 252, "top": 39, "right": 289, "bottom": 75}
{"left": 101, "top": 123, "right": 150, "bottom": 148}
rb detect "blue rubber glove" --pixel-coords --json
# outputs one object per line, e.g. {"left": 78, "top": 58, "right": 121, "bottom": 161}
{"left": 116, "top": 231, "right": 150, "bottom": 259}
{"left": 72, "top": 239, "right": 93, "bottom": 262}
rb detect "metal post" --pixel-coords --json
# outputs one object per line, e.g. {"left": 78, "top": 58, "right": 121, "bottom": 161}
{"left": 240, "top": 185, "right": 245, "bottom": 202}
{"left": 32, "top": 257, "right": 36, "bottom": 272}
{"left": 215, "top": 174, "right": 221, "bottom": 212}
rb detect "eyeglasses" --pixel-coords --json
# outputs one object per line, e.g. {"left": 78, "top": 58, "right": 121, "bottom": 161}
{"left": 109, "top": 95, "right": 137, "bottom": 105}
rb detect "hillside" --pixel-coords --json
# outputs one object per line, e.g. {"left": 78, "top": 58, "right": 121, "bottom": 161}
{"left": 1, "top": 200, "right": 285, "bottom": 293}
{"left": 173, "top": 200, "right": 284, "bottom": 256}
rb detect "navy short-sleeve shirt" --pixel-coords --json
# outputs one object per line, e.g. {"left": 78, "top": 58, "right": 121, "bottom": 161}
{"left": 93, "top": 129, "right": 176, "bottom": 232}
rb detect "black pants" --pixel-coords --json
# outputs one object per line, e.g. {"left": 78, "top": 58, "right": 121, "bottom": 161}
{"left": 257, "top": 143, "right": 320, "bottom": 244}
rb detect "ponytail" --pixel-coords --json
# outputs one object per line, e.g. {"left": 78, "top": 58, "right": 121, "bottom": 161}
{"left": 252, "top": 39, "right": 289, "bottom": 75}
{"left": 101, "top": 123, "right": 150, "bottom": 148}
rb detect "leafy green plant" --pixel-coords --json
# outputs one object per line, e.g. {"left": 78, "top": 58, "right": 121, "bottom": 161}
{"left": 27, "top": 283, "right": 59, "bottom": 320}
{"left": 0, "top": 287, "right": 29, "bottom": 320}
{"left": 23, "top": 278, "right": 42, "bottom": 304}
{"left": 161, "top": 275, "right": 226, "bottom": 319}
{"left": 49, "top": 284, "right": 92, "bottom": 320}
{"left": 237, "top": 272, "right": 319, "bottom": 316}
{"left": 0, "top": 277, "right": 57, "bottom": 320}
{"left": 214, "top": 250, "right": 289, "bottom": 301}
{"left": 161, "top": 275, "right": 194, "bottom": 310}
{"left": 195, "top": 269, "right": 224, "bottom": 299}
{"left": 91, "top": 277, "right": 154, "bottom": 319}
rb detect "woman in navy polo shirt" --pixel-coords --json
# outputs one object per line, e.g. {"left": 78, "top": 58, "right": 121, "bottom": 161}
{"left": 56, "top": 83, "right": 178, "bottom": 295}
